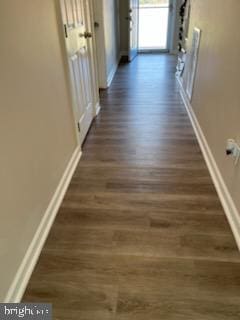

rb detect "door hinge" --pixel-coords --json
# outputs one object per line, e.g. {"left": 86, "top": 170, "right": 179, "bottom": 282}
{"left": 77, "top": 123, "right": 81, "bottom": 132}
{"left": 64, "top": 24, "right": 68, "bottom": 38}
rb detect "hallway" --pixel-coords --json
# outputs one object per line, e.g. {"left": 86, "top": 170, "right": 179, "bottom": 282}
{"left": 23, "top": 54, "right": 240, "bottom": 319}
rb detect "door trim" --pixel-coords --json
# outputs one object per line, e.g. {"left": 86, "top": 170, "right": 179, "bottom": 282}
{"left": 128, "top": 0, "right": 139, "bottom": 61}
{"left": 86, "top": 0, "right": 101, "bottom": 114}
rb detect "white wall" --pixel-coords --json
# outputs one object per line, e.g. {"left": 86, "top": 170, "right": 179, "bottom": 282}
{"left": 180, "top": 0, "right": 240, "bottom": 245}
{"left": 103, "top": 0, "right": 120, "bottom": 85}
{"left": 93, "top": 0, "right": 107, "bottom": 88}
{"left": 93, "top": 0, "right": 120, "bottom": 88}
{"left": 0, "top": 0, "right": 78, "bottom": 301}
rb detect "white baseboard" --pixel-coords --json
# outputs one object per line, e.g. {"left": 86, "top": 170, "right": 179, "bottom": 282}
{"left": 4, "top": 146, "right": 82, "bottom": 302}
{"left": 177, "top": 77, "right": 240, "bottom": 251}
{"left": 107, "top": 63, "right": 118, "bottom": 88}
{"left": 95, "top": 102, "right": 101, "bottom": 117}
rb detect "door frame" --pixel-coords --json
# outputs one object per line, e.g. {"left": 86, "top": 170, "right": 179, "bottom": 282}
{"left": 55, "top": 0, "right": 100, "bottom": 146}
{"left": 92, "top": 0, "right": 108, "bottom": 88}
{"left": 167, "top": 0, "right": 179, "bottom": 54}
{"left": 87, "top": 0, "right": 101, "bottom": 114}
{"left": 128, "top": 0, "right": 139, "bottom": 61}
{"left": 137, "top": 0, "right": 177, "bottom": 53}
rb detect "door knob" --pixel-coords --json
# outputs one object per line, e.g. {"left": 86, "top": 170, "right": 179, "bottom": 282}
{"left": 79, "top": 31, "right": 92, "bottom": 39}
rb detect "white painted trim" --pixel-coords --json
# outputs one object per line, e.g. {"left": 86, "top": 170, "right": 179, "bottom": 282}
{"left": 95, "top": 102, "right": 101, "bottom": 117}
{"left": 107, "top": 63, "right": 118, "bottom": 87}
{"left": 102, "top": 54, "right": 121, "bottom": 89}
{"left": 167, "top": 0, "right": 176, "bottom": 51}
{"left": 92, "top": 0, "right": 108, "bottom": 89}
{"left": 4, "top": 146, "right": 82, "bottom": 303}
{"left": 177, "top": 77, "right": 240, "bottom": 251}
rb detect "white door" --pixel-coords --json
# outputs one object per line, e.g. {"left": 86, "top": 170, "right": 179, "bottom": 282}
{"left": 128, "top": 0, "right": 139, "bottom": 61}
{"left": 60, "top": 0, "right": 95, "bottom": 145}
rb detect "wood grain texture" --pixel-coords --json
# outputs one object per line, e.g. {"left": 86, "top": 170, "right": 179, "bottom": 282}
{"left": 23, "top": 54, "right": 240, "bottom": 319}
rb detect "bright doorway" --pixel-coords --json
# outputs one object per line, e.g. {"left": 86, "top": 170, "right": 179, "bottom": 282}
{"left": 138, "top": 0, "right": 171, "bottom": 51}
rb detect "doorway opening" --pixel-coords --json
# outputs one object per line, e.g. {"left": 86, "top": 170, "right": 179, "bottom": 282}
{"left": 138, "top": 0, "right": 171, "bottom": 52}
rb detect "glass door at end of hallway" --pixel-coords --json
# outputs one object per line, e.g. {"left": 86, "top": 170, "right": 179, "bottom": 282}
{"left": 138, "top": 0, "right": 171, "bottom": 52}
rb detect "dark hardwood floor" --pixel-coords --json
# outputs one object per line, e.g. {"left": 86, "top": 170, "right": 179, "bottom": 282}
{"left": 23, "top": 54, "right": 240, "bottom": 319}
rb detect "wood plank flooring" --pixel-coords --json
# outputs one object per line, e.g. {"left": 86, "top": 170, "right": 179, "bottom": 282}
{"left": 23, "top": 54, "right": 240, "bottom": 319}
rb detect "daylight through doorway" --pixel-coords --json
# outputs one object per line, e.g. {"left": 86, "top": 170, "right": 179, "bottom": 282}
{"left": 138, "top": 0, "right": 170, "bottom": 51}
